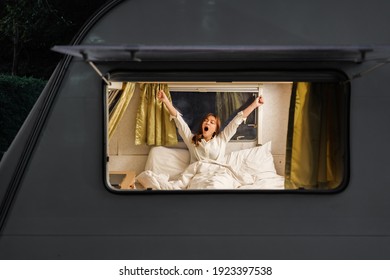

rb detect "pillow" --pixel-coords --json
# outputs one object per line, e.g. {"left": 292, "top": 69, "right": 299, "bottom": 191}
{"left": 224, "top": 141, "right": 277, "bottom": 179}
{"left": 144, "top": 146, "right": 190, "bottom": 180}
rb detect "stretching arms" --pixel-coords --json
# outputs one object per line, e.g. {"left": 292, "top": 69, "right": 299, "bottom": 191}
{"left": 158, "top": 90, "right": 178, "bottom": 117}
{"left": 242, "top": 95, "right": 264, "bottom": 118}
{"left": 158, "top": 90, "right": 264, "bottom": 118}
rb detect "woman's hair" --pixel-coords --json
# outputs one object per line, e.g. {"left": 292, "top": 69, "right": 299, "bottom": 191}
{"left": 191, "top": 113, "right": 221, "bottom": 146}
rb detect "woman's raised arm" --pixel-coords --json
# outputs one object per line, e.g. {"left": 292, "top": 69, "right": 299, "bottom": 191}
{"left": 220, "top": 96, "right": 264, "bottom": 142}
{"left": 242, "top": 96, "right": 264, "bottom": 118}
{"left": 158, "top": 90, "right": 178, "bottom": 117}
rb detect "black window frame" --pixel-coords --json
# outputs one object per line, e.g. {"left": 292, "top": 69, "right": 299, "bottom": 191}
{"left": 104, "top": 70, "right": 350, "bottom": 194}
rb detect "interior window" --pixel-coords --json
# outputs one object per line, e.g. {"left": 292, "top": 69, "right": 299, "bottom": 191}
{"left": 170, "top": 90, "right": 257, "bottom": 141}
{"left": 105, "top": 80, "right": 348, "bottom": 193}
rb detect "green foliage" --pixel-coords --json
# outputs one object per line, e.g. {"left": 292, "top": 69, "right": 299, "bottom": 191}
{"left": 0, "top": 0, "right": 72, "bottom": 75}
{"left": 0, "top": 0, "right": 107, "bottom": 78}
{"left": 0, "top": 0, "right": 71, "bottom": 44}
{"left": 0, "top": 0, "right": 107, "bottom": 160}
{"left": 0, "top": 74, "right": 46, "bottom": 157}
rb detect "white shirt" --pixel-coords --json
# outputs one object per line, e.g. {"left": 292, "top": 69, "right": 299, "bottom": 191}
{"left": 172, "top": 111, "right": 246, "bottom": 163}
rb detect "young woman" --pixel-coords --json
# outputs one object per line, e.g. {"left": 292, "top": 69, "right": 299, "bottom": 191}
{"left": 157, "top": 89, "right": 264, "bottom": 164}
{"left": 137, "top": 90, "right": 264, "bottom": 190}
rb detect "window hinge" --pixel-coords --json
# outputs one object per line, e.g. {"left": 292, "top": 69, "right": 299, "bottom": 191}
{"left": 344, "top": 58, "right": 390, "bottom": 84}
{"left": 80, "top": 51, "right": 111, "bottom": 86}
{"left": 88, "top": 61, "right": 111, "bottom": 86}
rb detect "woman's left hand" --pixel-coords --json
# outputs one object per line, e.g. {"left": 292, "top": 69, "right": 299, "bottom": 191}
{"left": 254, "top": 95, "right": 264, "bottom": 107}
{"left": 242, "top": 96, "right": 264, "bottom": 118}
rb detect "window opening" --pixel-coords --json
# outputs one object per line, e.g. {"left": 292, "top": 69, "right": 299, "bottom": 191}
{"left": 105, "top": 80, "right": 348, "bottom": 193}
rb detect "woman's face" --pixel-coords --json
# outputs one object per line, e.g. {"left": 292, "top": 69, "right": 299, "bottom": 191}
{"left": 202, "top": 115, "right": 217, "bottom": 139}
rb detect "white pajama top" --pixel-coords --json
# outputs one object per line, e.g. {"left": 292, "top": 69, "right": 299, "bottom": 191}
{"left": 172, "top": 111, "right": 246, "bottom": 164}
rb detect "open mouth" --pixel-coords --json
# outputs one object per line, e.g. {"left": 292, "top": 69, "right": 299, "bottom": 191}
{"left": 204, "top": 127, "right": 209, "bottom": 131}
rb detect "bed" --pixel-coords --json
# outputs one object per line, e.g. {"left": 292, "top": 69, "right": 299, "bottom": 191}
{"left": 136, "top": 141, "right": 285, "bottom": 190}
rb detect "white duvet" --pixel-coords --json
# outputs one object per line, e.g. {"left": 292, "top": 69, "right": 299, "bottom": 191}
{"left": 136, "top": 141, "right": 285, "bottom": 190}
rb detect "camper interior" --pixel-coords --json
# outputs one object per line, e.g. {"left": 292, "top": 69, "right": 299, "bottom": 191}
{"left": 106, "top": 80, "right": 348, "bottom": 192}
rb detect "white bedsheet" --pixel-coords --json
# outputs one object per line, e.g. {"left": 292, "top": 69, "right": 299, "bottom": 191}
{"left": 137, "top": 141, "right": 285, "bottom": 190}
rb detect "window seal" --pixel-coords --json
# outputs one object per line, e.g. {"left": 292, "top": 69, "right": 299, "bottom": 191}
{"left": 103, "top": 69, "right": 350, "bottom": 194}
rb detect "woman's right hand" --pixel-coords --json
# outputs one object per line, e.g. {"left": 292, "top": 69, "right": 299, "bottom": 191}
{"left": 157, "top": 90, "right": 169, "bottom": 103}
{"left": 157, "top": 89, "right": 178, "bottom": 117}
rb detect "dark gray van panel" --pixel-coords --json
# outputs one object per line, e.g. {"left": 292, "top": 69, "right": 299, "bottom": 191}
{"left": 1, "top": 0, "right": 390, "bottom": 259}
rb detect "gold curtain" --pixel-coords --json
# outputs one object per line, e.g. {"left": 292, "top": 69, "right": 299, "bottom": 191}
{"left": 108, "top": 82, "right": 136, "bottom": 139}
{"left": 285, "top": 82, "right": 346, "bottom": 190}
{"left": 135, "top": 83, "right": 178, "bottom": 146}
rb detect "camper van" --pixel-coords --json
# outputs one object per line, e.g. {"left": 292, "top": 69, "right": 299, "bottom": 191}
{"left": 1, "top": 0, "right": 390, "bottom": 259}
